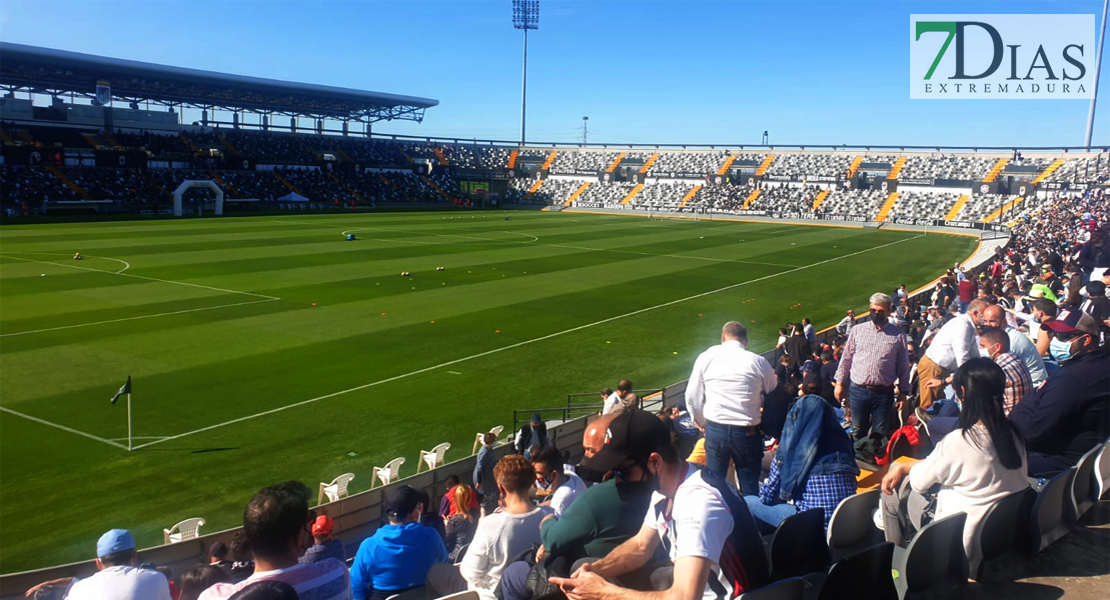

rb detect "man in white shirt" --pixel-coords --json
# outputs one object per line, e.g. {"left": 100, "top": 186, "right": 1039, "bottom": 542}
{"left": 532, "top": 446, "right": 586, "bottom": 516}
{"left": 37, "top": 529, "right": 173, "bottom": 600}
{"left": 917, "top": 299, "right": 987, "bottom": 409}
{"left": 685, "top": 321, "right": 778, "bottom": 495}
{"left": 549, "top": 410, "right": 771, "bottom": 600}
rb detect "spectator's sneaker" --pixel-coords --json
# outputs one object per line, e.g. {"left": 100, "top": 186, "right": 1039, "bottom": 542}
{"left": 915, "top": 407, "right": 933, "bottom": 424}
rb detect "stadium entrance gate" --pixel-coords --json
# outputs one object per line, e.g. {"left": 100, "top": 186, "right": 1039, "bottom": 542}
{"left": 173, "top": 180, "right": 225, "bottom": 216}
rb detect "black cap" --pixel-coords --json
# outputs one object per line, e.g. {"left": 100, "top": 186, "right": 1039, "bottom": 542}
{"left": 384, "top": 485, "right": 423, "bottom": 518}
{"left": 585, "top": 410, "right": 673, "bottom": 473}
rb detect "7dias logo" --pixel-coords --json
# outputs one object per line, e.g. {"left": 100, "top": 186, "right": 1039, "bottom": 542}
{"left": 910, "top": 14, "right": 1095, "bottom": 99}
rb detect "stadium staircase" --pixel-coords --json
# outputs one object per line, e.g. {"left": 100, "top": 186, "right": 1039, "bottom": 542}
{"left": 542, "top": 151, "right": 558, "bottom": 170}
{"left": 1032, "top": 159, "right": 1066, "bottom": 183}
{"left": 741, "top": 188, "right": 762, "bottom": 209}
{"left": 812, "top": 190, "right": 830, "bottom": 210}
{"left": 716, "top": 154, "right": 738, "bottom": 175}
{"left": 564, "top": 182, "right": 592, "bottom": 206}
{"left": 846, "top": 156, "right": 864, "bottom": 178}
{"left": 143, "top": 171, "right": 172, "bottom": 201}
{"left": 754, "top": 155, "right": 776, "bottom": 176}
{"left": 329, "top": 173, "right": 367, "bottom": 203}
{"left": 16, "top": 130, "right": 38, "bottom": 146}
{"left": 523, "top": 179, "right": 544, "bottom": 200}
{"left": 875, "top": 192, "right": 900, "bottom": 222}
{"left": 333, "top": 147, "right": 354, "bottom": 162}
{"left": 180, "top": 134, "right": 202, "bottom": 155}
{"left": 433, "top": 148, "right": 449, "bottom": 166}
{"left": 945, "top": 195, "right": 970, "bottom": 220}
{"left": 377, "top": 173, "right": 400, "bottom": 191}
{"left": 103, "top": 132, "right": 123, "bottom": 150}
{"left": 887, "top": 157, "right": 907, "bottom": 179}
{"left": 981, "top": 196, "right": 1023, "bottom": 223}
{"left": 81, "top": 133, "right": 107, "bottom": 151}
{"left": 679, "top": 185, "right": 702, "bottom": 208}
{"left": 45, "top": 166, "right": 91, "bottom": 201}
{"left": 507, "top": 150, "right": 519, "bottom": 169}
{"left": 605, "top": 153, "right": 626, "bottom": 172}
{"left": 982, "top": 158, "right": 1009, "bottom": 182}
{"left": 217, "top": 134, "right": 240, "bottom": 156}
{"left": 620, "top": 184, "right": 645, "bottom": 205}
{"left": 419, "top": 174, "right": 452, "bottom": 201}
{"left": 640, "top": 153, "right": 659, "bottom": 174}
{"left": 274, "top": 172, "right": 306, "bottom": 197}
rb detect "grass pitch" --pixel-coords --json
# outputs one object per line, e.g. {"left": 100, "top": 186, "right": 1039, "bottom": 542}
{"left": 0, "top": 210, "right": 977, "bottom": 572}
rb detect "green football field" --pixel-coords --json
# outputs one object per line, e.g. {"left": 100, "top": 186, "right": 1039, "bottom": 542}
{"left": 0, "top": 210, "right": 977, "bottom": 573}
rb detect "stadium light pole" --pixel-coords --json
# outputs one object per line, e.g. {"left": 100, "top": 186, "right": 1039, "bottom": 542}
{"left": 513, "top": 0, "right": 539, "bottom": 145}
{"left": 582, "top": 116, "right": 589, "bottom": 145}
{"left": 1084, "top": 0, "right": 1108, "bottom": 149}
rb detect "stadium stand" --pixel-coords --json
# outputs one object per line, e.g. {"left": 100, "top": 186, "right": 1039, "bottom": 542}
{"left": 763, "top": 153, "right": 854, "bottom": 180}
{"left": 649, "top": 150, "right": 729, "bottom": 176}
{"left": 897, "top": 154, "right": 999, "bottom": 181}
{"left": 549, "top": 150, "right": 621, "bottom": 174}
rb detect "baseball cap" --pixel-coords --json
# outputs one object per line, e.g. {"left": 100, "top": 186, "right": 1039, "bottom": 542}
{"left": 97, "top": 529, "right": 136, "bottom": 558}
{"left": 1041, "top": 308, "right": 1099, "bottom": 337}
{"left": 384, "top": 485, "right": 423, "bottom": 518}
{"left": 531, "top": 413, "right": 542, "bottom": 424}
{"left": 585, "top": 409, "right": 673, "bottom": 473}
{"left": 311, "top": 514, "right": 334, "bottom": 535}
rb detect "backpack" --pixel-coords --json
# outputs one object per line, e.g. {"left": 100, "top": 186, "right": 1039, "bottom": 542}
{"left": 876, "top": 424, "right": 933, "bottom": 466}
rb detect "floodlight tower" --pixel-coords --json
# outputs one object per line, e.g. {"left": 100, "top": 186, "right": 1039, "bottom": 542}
{"left": 513, "top": 0, "right": 539, "bottom": 145}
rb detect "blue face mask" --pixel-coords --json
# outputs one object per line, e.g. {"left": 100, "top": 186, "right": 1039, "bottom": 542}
{"left": 1049, "top": 337, "right": 1077, "bottom": 363}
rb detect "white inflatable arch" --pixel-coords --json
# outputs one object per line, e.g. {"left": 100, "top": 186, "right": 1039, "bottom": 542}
{"left": 173, "top": 180, "right": 224, "bottom": 216}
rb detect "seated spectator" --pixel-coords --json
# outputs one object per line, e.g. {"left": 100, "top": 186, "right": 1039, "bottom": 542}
{"left": 438, "top": 474, "right": 462, "bottom": 519}
{"left": 980, "top": 304, "right": 1047, "bottom": 386}
{"left": 549, "top": 409, "right": 771, "bottom": 600}
{"left": 819, "top": 351, "right": 839, "bottom": 406}
{"left": 227, "top": 580, "right": 300, "bottom": 600}
{"left": 532, "top": 446, "right": 585, "bottom": 516}
{"left": 208, "top": 541, "right": 234, "bottom": 572}
{"left": 1009, "top": 309, "right": 1110, "bottom": 477}
{"left": 300, "top": 515, "right": 345, "bottom": 565}
{"left": 745, "top": 395, "right": 859, "bottom": 532}
{"left": 350, "top": 485, "right": 447, "bottom": 600}
{"left": 515, "top": 414, "right": 550, "bottom": 459}
{"left": 199, "top": 481, "right": 350, "bottom": 600}
{"left": 444, "top": 484, "right": 480, "bottom": 562}
{"left": 181, "top": 565, "right": 231, "bottom": 600}
{"left": 426, "top": 455, "right": 551, "bottom": 600}
{"left": 30, "top": 529, "right": 172, "bottom": 600}
{"left": 880, "top": 358, "right": 1028, "bottom": 567}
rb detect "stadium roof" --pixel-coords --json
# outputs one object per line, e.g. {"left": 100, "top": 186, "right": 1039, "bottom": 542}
{"left": 0, "top": 42, "right": 438, "bottom": 124}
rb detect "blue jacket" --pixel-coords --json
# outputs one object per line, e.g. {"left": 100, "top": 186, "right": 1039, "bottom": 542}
{"left": 350, "top": 522, "right": 447, "bottom": 600}
{"left": 474, "top": 445, "right": 496, "bottom": 496}
{"left": 774, "top": 395, "right": 859, "bottom": 502}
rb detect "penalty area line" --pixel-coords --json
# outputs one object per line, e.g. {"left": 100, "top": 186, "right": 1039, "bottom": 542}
{"left": 0, "top": 298, "right": 281, "bottom": 338}
{"left": 132, "top": 232, "right": 924, "bottom": 451}
{"left": 0, "top": 406, "right": 128, "bottom": 450}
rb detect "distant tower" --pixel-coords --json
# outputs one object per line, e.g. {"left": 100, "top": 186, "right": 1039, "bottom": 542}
{"left": 762, "top": 130, "right": 769, "bottom": 145}
{"left": 582, "top": 116, "right": 589, "bottom": 145}
{"left": 512, "top": 0, "right": 540, "bottom": 145}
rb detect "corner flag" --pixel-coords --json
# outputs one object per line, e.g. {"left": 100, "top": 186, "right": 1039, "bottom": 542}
{"left": 110, "top": 376, "right": 131, "bottom": 404}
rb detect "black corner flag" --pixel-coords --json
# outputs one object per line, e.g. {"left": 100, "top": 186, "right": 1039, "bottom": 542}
{"left": 110, "top": 376, "right": 131, "bottom": 404}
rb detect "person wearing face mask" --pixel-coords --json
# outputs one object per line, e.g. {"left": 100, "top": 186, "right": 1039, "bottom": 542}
{"left": 532, "top": 446, "right": 585, "bottom": 517}
{"left": 834, "top": 293, "right": 911, "bottom": 454}
{"left": 980, "top": 304, "right": 1047, "bottom": 387}
{"left": 977, "top": 328, "right": 1034, "bottom": 416}
{"left": 918, "top": 299, "right": 989, "bottom": 410}
{"left": 1008, "top": 308, "right": 1110, "bottom": 478}
{"left": 548, "top": 410, "right": 772, "bottom": 600}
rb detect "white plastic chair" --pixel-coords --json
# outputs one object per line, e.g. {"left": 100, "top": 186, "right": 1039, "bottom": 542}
{"left": 317, "top": 473, "right": 355, "bottom": 505}
{"left": 417, "top": 442, "right": 451, "bottom": 473}
{"left": 163, "top": 517, "right": 205, "bottom": 544}
{"left": 472, "top": 425, "right": 505, "bottom": 454}
{"left": 371, "top": 457, "right": 405, "bottom": 489}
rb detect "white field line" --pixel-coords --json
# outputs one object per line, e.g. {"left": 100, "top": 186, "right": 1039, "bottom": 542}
{"left": 133, "top": 233, "right": 925, "bottom": 450}
{"left": 0, "top": 254, "right": 280, "bottom": 300}
{"left": 0, "top": 406, "right": 128, "bottom": 450}
{"left": 110, "top": 436, "right": 170, "bottom": 441}
{"left": 0, "top": 251, "right": 131, "bottom": 273}
{"left": 0, "top": 298, "right": 281, "bottom": 338}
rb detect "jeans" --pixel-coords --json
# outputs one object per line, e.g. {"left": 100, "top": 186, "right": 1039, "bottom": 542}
{"left": 849, "top": 383, "right": 894, "bottom": 441}
{"left": 743, "top": 495, "right": 799, "bottom": 534}
{"left": 704, "top": 421, "right": 765, "bottom": 496}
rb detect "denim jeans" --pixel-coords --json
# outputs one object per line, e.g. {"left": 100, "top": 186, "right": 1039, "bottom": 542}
{"left": 743, "top": 495, "right": 799, "bottom": 534}
{"left": 704, "top": 420, "right": 765, "bottom": 496}
{"left": 849, "top": 383, "right": 894, "bottom": 441}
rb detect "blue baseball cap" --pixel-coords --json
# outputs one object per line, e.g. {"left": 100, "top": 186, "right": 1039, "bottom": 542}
{"left": 97, "top": 529, "right": 135, "bottom": 558}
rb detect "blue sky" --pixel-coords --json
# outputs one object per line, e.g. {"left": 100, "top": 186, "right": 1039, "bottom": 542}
{"left": 1, "top": 0, "right": 1107, "bottom": 147}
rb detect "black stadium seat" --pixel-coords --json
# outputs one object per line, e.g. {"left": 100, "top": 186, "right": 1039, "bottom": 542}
{"left": 826, "top": 489, "right": 883, "bottom": 563}
{"left": 891, "top": 512, "right": 968, "bottom": 600}
{"left": 968, "top": 487, "right": 1034, "bottom": 581}
{"left": 1029, "top": 467, "right": 1078, "bottom": 553}
{"left": 764, "top": 508, "right": 830, "bottom": 582}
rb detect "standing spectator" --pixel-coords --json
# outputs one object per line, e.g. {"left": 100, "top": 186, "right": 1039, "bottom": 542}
{"left": 29, "top": 529, "right": 172, "bottom": 600}
{"left": 834, "top": 293, "right": 911, "bottom": 453}
{"left": 957, "top": 274, "right": 978, "bottom": 313}
{"left": 514, "top": 413, "right": 550, "bottom": 459}
{"left": 819, "top": 350, "right": 840, "bottom": 407}
{"left": 427, "top": 456, "right": 551, "bottom": 600}
{"left": 532, "top": 446, "right": 586, "bottom": 517}
{"left": 474, "top": 432, "right": 499, "bottom": 515}
{"left": 350, "top": 486, "right": 447, "bottom": 600}
{"left": 300, "top": 515, "right": 345, "bottom": 565}
{"left": 685, "top": 321, "right": 778, "bottom": 495}
{"left": 917, "top": 299, "right": 988, "bottom": 410}
{"left": 835, "top": 309, "right": 855, "bottom": 336}
{"left": 198, "top": 481, "right": 350, "bottom": 600}
{"left": 802, "top": 317, "right": 817, "bottom": 344}
{"left": 782, "top": 324, "right": 812, "bottom": 375}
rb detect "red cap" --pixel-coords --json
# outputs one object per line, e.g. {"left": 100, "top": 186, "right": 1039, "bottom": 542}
{"left": 311, "top": 515, "right": 334, "bottom": 535}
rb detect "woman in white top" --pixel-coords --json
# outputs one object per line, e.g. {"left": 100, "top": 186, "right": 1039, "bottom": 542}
{"left": 880, "top": 357, "right": 1029, "bottom": 566}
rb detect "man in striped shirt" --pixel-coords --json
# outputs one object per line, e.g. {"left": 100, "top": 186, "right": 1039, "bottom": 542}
{"left": 834, "top": 293, "right": 911, "bottom": 444}
{"left": 978, "top": 329, "right": 1034, "bottom": 415}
